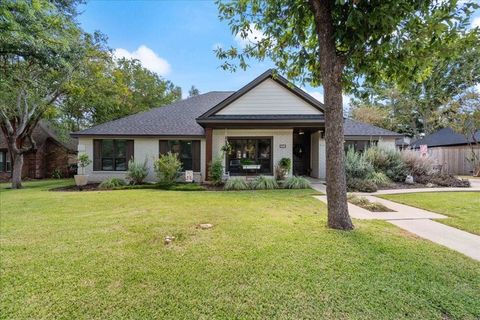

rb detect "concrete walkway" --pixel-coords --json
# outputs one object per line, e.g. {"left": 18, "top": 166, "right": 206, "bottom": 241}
{"left": 314, "top": 195, "right": 480, "bottom": 261}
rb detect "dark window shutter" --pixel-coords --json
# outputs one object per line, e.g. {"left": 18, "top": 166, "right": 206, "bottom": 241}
{"left": 192, "top": 140, "right": 200, "bottom": 172}
{"left": 93, "top": 140, "right": 102, "bottom": 171}
{"left": 159, "top": 140, "right": 169, "bottom": 155}
{"left": 126, "top": 140, "right": 134, "bottom": 168}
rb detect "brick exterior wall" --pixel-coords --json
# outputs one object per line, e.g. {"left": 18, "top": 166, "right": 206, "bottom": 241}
{"left": 0, "top": 123, "right": 76, "bottom": 182}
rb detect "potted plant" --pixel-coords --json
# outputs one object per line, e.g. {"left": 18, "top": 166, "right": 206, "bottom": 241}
{"left": 75, "top": 153, "right": 92, "bottom": 186}
{"left": 220, "top": 141, "right": 233, "bottom": 155}
{"left": 276, "top": 158, "right": 291, "bottom": 180}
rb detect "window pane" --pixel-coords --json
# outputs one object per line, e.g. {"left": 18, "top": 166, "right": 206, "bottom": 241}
{"left": 115, "top": 158, "right": 126, "bottom": 171}
{"left": 115, "top": 140, "right": 126, "bottom": 158}
{"left": 180, "top": 141, "right": 192, "bottom": 159}
{"left": 102, "top": 158, "right": 114, "bottom": 171}
{"left": 257, "top": 139, "right": 271, "bottom": 159}
{"left": 0, "top": 152, "right": 4, "bottom": 172}
{"left": 168, "top": 141, "right": 181, "bottom": 156}
{"left": 181, "top": 159, "right": 192, "bottom": 170}
{"left": 102, "top": 140, "right": 114, "bottom": 158}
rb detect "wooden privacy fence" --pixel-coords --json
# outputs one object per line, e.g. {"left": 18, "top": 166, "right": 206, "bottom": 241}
{"left": 427, "top": 145, "right": 480, "bottom": 175}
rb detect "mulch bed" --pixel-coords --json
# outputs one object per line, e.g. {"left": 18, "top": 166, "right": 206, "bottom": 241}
{"left": 50, "top": 184, "right": 100, "bottom": 192}
{"left": 377, "top": 183, "right": 433, "bottom": 190}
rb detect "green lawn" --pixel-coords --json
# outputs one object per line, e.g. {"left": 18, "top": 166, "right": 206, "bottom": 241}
{"left": 380, "top": 192, "right": 480, "bottom": 235}
{"left": 1, "top": 180, "right": 479, "bottom": 319}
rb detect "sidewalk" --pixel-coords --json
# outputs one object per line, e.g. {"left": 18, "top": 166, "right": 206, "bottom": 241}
{"left": 314, "top": 195, "right": 480, "bottom": 261}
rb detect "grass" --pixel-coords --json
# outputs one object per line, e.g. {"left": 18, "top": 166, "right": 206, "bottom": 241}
{"left": 1, "top": 180, "right": 479, "bottom": 319}
{"left": 380, "top": 192, "right": 480, "bottom": 235}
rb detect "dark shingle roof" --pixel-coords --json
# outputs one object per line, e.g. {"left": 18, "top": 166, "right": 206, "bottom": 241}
{"left": 72, "top": 92, "right": 234, "bottom": 137}
{"left": 411, "top": 127, "right": 480, "bottom": 148}
{"left": 344, "top": 119, "right": 402, "bottom": 137}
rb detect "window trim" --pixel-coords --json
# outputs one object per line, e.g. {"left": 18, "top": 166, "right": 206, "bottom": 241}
{"left": 226, "top": 136, "right": 274, "bottom": 176}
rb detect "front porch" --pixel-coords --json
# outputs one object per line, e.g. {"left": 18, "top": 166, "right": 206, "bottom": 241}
{"left": 206, "top": 128, "right": 326, "bottom": 180}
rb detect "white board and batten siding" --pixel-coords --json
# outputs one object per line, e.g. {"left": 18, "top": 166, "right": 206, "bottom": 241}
{"left": 216, "top": 79, "right": 322, "bottom": 115}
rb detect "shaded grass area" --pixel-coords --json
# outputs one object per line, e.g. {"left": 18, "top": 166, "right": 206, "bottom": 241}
{"left": 380, "top": 192, "right": 480, "bottom": 235}
{"left": 1, "top": 180, "right": 479, "bottom": 319}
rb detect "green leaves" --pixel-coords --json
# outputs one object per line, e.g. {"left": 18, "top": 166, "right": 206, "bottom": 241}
{"left": 215, "top": 0, "right": 479, "bottom": 92}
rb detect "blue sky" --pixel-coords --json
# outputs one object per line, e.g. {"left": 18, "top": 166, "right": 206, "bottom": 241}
{"left": 78, "top": 1, "right": 480, "bottom": 102}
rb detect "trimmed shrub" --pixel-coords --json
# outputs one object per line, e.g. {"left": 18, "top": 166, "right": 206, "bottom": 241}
{"left": 346, "top": 177, "right": 378, "bottom": 193}
{"left": 154, "top": 152, "right": 182, "bottom": 184}
{"left": 209, "top": 156, "right": 224, "bottom": 186}
{"left": 283, "top": 176, "right": 312, "bottom": 189}
{"left": 367, "top": 171, "right": 391, "bottom": 187}
{"left": 126, "top": 159, "right": 149, "bottom": 185}
{"left": 251, "top": 176, "right": 278, "bottom": 190}
{"left": 345, "top": 147, "right": 374, "bottom": 179}
{"left": 224, "top": 177, "right": 249, "bottom": 190}
{"left": 364, "top": 146, "right": 408, "bottom": 182}
{"left": 99, "top": 178, "right": 126, "bottom": 190}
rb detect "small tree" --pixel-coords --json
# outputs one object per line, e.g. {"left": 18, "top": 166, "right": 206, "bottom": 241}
{"left": 154, "top": 152, "right": 182, "bottom": 184}
{"left": 77, "top": 154, "right": 92, "bottom": 175}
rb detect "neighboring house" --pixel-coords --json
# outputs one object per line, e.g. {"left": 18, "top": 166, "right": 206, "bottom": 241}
{"left": 0, "top": 120, "right": 77, "bottom": 182}
{"left": 71, "top": 70, "right": 402, "bottom": 182}
{"left": 411, "top": 127, "right": 480, "bottom": 175}
{"left": 395, "top": 136, "right": 411, "bottom": 150}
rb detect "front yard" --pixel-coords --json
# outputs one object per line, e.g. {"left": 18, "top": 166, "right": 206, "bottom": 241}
{"left": 1, "top": 180, "right": 479, "bottom": 319}
{"left": 380, "top": 192, "right": 480, "bottom": 235}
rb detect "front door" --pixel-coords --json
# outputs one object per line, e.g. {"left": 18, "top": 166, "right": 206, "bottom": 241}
{"left": 292, "top": 131, "right": 311, "bottom": 176}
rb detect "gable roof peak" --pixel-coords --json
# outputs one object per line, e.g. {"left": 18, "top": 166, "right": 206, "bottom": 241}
{"left": 197, "top": 69, "right": 325, "bottom": 120}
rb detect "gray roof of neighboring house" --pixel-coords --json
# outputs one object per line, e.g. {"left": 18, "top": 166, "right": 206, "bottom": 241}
{"left": 343, "top": 119, "right": 402, "bottom": 137}
{"left": 72, "top": 91, "right": 234, "bottom": 137}
{"left": 411, "top": 127, "right": 480, "bottom": 148}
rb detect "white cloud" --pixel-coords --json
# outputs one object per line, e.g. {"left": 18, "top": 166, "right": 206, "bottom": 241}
{"left": 306, "top": 90, "right": 353, "bottom": 111}
{"left": 235, "top": 24, "right": 266, "bottom": 48}
{"left": 307, "top": 91, "right": 324, "bottom": 103}
{"left": 472, "top": 17, "right": 480, "bottom": 29}
{"left": 113, "top": 45, "right": 171, "bottom": 76}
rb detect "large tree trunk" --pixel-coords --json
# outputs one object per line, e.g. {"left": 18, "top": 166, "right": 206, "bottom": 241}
{"left": 309, "top": 0, "right": 353, "bottom": 230}
{"left": 11, "top": 152, "right": 23, "bottom": 189}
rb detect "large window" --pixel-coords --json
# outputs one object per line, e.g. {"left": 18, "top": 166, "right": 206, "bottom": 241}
{"left": 93, "top": 139, "right": 133, "bottom": 171}
{"left": 159, "top": 140, "right": 200, "bottom": 171}
{"left": 226, "top": 138, "right": 272, "bottom": 175}
{"left": 0, "top": 150, "right": 11, "bottom": 172}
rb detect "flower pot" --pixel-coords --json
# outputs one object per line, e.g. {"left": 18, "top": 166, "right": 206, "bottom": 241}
{"left": 74, "top": 174, "right": 88, "bottom": 186}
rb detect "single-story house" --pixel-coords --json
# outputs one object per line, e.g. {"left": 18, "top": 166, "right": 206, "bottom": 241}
{"left": 0, "top": 120, "right": 78, "bottom": 182}
{"left": 71, "top": 70, "right": 402, "bottom": 182}
{"left": 411, "top": 127, "right": 480, "bottom": 175}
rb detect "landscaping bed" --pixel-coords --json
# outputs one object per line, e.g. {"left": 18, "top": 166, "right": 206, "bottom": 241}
{"left": 347, "top": 195, "right": 395, "bottom": 212}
